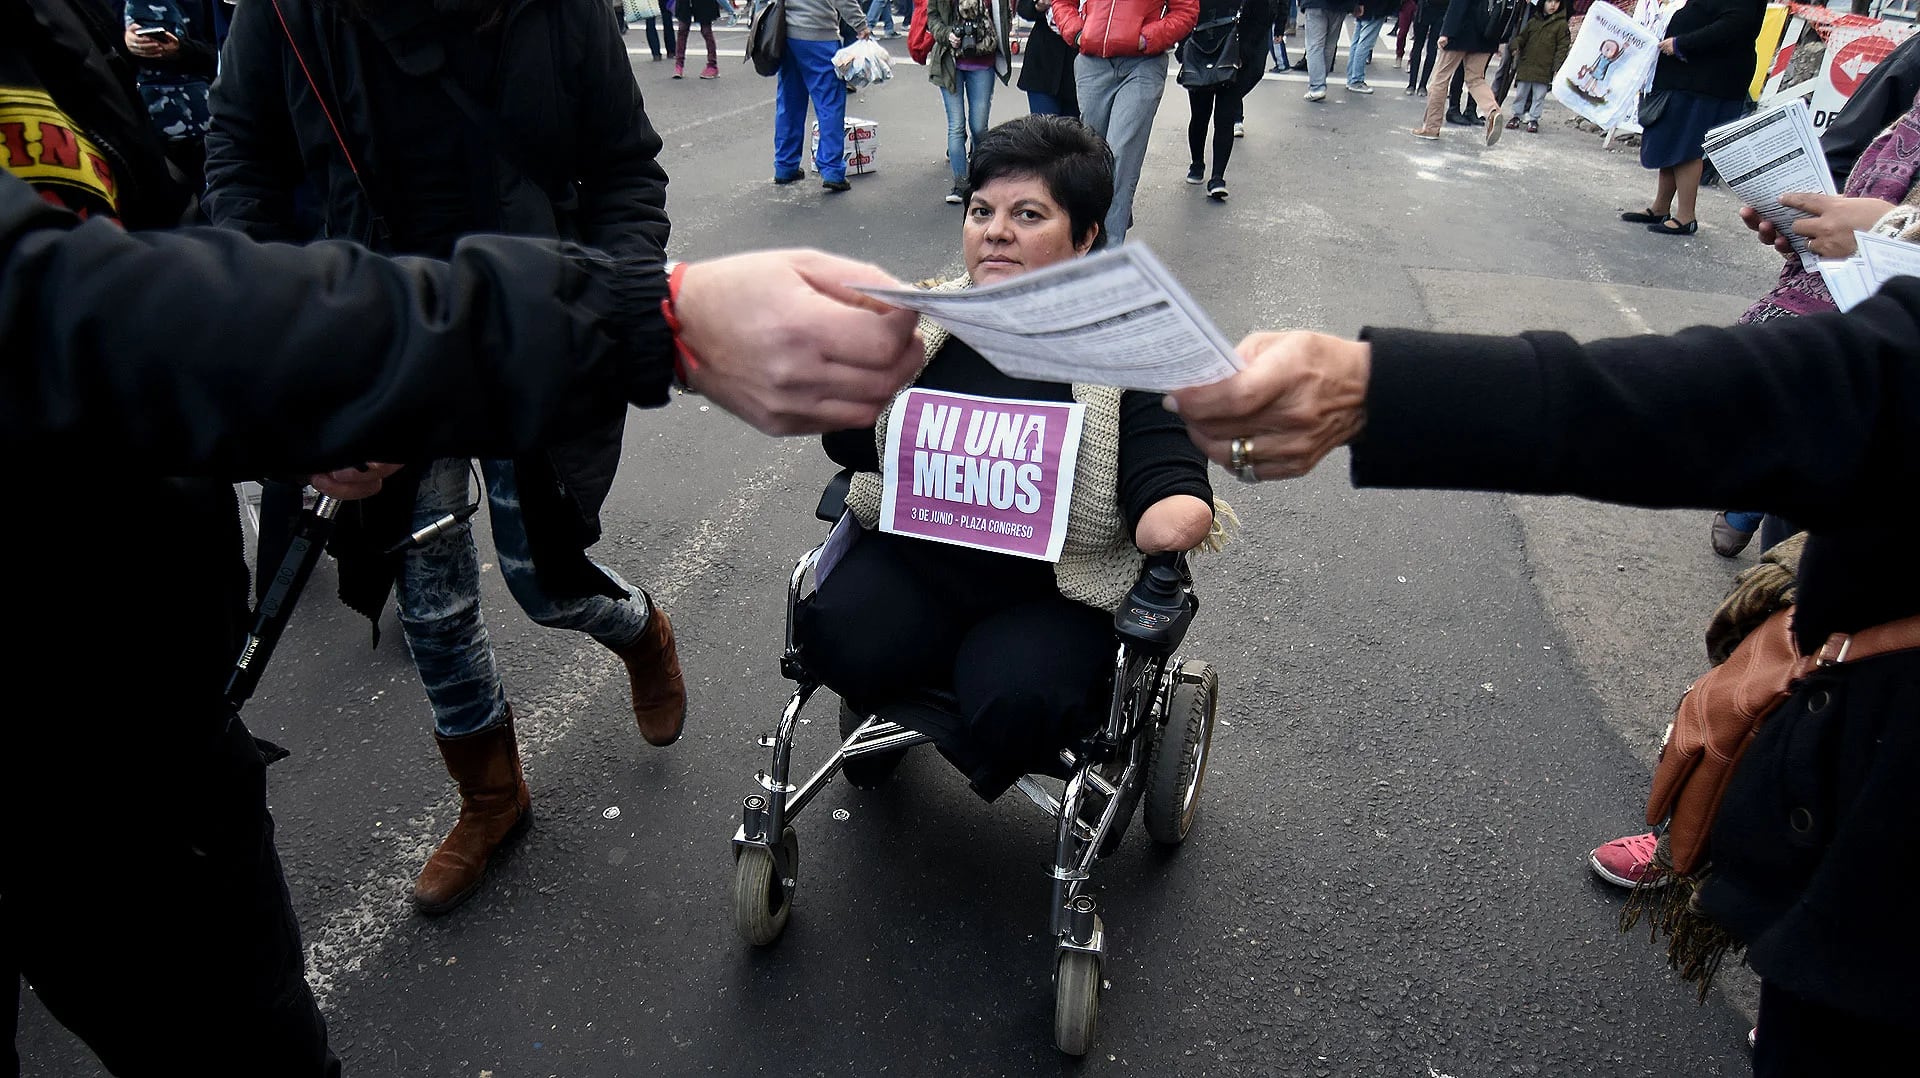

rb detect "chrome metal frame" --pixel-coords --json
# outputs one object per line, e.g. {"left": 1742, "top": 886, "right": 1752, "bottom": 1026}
{"left": 736, "top": 539, "right": 1201, "bottom": 982}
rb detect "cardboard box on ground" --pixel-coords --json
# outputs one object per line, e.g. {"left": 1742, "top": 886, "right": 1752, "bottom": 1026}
{"left": 808, "top": 116, "right": 880, "bottom": 176}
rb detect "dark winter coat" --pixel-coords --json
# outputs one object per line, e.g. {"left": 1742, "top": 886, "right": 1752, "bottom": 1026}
{"left": 205, "top": 0, "right": 671, "bottom": 609}
{"left": 1437, "top": 0, "right": 1506, "bottom": 54}
{"left": 1508, "top": 4, "right": 1567, "bottom": 84}
{"left": 1016, "top": 0, "right": 1078, "bottom": 104}
{"left": 1354, "top": 279, "right": 1920, "bottom": 1025}
{"left": 1182, "top": 0, "right": 1271, "bottom": 97}
{"left": 1649, "top": 0, "right": 1765, "bottom": 101}
{"left": 0, "top": 0, "right": 672, "bottom": 824}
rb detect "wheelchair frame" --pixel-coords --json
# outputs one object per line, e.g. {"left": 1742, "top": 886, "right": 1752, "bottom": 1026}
{"left": 729, "top": 478, "right": 1219, "bottom": 1055}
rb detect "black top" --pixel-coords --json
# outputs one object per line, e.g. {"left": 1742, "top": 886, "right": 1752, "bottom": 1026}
{"left": 824, "top": 338, "right": 1215, "bottom": 535}
{"left": 1351, "top": 279, "right": 1920, "bottom": 1018}
{"left": 1353, "top": 285, "right": 1920, "bottom": 651}
{"left": 1649, "top": 0, "right": 1766, "bottom": 100}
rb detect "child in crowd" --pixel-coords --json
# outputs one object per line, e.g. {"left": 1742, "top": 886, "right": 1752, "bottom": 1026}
{"left": 1504, "top": 0, "right": 1571, "bottom": 133}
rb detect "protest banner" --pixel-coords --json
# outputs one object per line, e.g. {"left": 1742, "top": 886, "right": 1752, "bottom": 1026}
{"left": 1760, "top": 4, "right": 1915, "bottom": 131}
{"left": 878, "top": 388, "right": 1085, "bottom": 563}
{"left": 1554, "top": 0, "right": 1662, "bottom": 130}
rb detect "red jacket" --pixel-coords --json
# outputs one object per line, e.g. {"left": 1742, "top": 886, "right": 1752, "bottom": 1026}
{"left": 1049, "top": 0, "right": 1199, "bottom": 58}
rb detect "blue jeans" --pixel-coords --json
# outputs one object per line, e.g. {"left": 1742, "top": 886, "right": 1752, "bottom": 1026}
{"left": 865, "top": 0, "right": 894, "bottom": 33}
{"left": 1723, "top": 511, "right": 1765, "bottom": 534}
{"left": 943, "top": 67, "right": 996, "bottom": 183}
{"left": 775, "top": 35, "right": 849, "bottom": 181}
{"left": 1302, "top": 8, "right": 1338, "bottom": 92}
{"left": 1074, "top": 51, "right": 1170, "bottom": 245}
{"left": 1026, "top": 90, "right": 1075, "bottom": 117}
{"left": 1346, "top": 15, "right": 1385, "bottom": 85}
{"left": 396, "top": 458, "right": 650, "bottom": 737}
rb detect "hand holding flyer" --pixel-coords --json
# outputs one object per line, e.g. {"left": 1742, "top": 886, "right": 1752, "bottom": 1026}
{"left": 852, "top": 245, "right": 1244, "bottom": 393}
{"left": 1703, "top": 100, "right": 1839, "bottom": 269}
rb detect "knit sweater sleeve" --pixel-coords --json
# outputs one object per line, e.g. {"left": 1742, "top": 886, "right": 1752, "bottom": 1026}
{"left": 1117, "top": 390, "right": 1214, "bottom": 533}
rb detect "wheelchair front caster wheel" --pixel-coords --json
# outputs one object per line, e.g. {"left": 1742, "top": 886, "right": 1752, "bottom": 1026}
{"left": 1144, "top": 660, "right": 1218, "bottom": 846}
{"left": 1053, "top": 950, "right": 1101, "bottom": 1056}
{"left": 732, "top": 826, "right": 798, "bottom": 946}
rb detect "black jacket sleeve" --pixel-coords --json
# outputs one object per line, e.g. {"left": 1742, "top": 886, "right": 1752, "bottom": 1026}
{"left": 203, "top": 0, "right": 309, "bottom": 242}
{"left": 572, "top": 0, "right": 672, "bottom": 257}
{"left": 1438, "top": 0, "right": 1473, "bottom": 42}
{"left": 823, "top": 427, "right": 882, "bottom": 472}
{"left": 1349, "top": 275, "right": 1920, "bottom": 534}
{"left": 0, "top": 172, "right": 674, "bottom": 475}
{"left": 1118, "top": 390, "right": 1214, "bottom": 533}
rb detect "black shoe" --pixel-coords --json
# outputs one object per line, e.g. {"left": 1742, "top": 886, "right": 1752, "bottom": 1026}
{"left": 1290, "top": 58, "right": 1307, "bottom": 71}
{"left": 944, "top": 185, "right": 965, "bottom": 204}
{"left": 772, "top": 170, "right": 803, "bottom": 185}
{"left": 1445, "top": 108, "right": 1470, "bottom": 126}
{"left": 1186, "top": 163, "right": 1204, "bottom": 185}
{"left": 822, "top": 178, "right": 851, "bottom": 193}
{"left": 1206, "top": 178, "right": 1229, "bottom": 200}
{"left": 1649, "top": 216, "right": 1697, "bottom": 235}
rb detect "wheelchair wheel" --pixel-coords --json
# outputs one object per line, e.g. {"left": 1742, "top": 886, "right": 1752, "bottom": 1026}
{"left": 731, "top": 826, "right": 798, "bottom": 946}
{"left": 1053, "top": 949, "right": 1101, "bottom": 1056}
{"left": 838, "top": 702, "right": 907, "bottom": 790}
{"left": 1144, "top": 660, "right": 1218, "bottom": 846}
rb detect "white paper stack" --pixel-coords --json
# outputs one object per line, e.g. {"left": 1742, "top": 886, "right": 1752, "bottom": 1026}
{"left": 1818, "top": 230, "right": 1920, "bottom": 311}
{"left": 1703, "top": 100, "right": 1838, "bottom": 270}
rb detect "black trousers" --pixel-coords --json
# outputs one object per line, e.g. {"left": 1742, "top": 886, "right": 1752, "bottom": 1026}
{"left": 1408, "top": 14, "right": 1440, "bottom": 92}
{"left": 1186, "top": 86, "right": 1246, "bottom": 181}
{"left": 798, "top": 529, "right": 1112, "bottom": 799}
{"left": 4, "top": 719, "right": 338, "bottom": 1078}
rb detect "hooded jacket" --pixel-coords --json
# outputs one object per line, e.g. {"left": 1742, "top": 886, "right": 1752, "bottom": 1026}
{"left": 1509, "top": 3, "right": 1568, "bottom": 84}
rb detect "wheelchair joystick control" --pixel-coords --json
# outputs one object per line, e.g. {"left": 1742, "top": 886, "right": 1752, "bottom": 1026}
{"left": 1115, "top": 562, "right": 1188, "bottom": 650}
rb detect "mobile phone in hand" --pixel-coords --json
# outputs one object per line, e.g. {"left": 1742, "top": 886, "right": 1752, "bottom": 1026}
{"left": 132, "top": 26, "right": 173, "bottom": 38}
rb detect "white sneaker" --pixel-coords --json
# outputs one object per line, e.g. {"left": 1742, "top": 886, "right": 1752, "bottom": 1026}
{"left": 1346, "top": 81, "right": 1374, "bottom": 94}
{"left": 1232, "top": 121, "right": 1245, "bottom": 138}
{"left": 1305, "top": 88, "right": 1326, "bottom": 101}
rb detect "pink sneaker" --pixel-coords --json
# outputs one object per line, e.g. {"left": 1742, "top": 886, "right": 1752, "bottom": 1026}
{"left": 1588, "top": 831, "right": 1670, "bottom": 888}
{"left": 699, "top": 62, "right": 719, "bottom": 79}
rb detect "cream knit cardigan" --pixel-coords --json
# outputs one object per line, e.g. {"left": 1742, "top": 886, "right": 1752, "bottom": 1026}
{"left": 843, "top": 279, "right": 1143, "bottom": 611}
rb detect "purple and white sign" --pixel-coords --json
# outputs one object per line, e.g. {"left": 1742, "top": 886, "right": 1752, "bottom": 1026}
{"left": 879, "top": 387, "right": 1085, "bottom": 562}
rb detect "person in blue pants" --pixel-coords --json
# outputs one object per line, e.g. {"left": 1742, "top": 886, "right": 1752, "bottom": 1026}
{"left": 775, "top": 0, "right": 870, "bottom": 191}
{"left": 1344, "top": 1, "right": 1386, "bottom": 91}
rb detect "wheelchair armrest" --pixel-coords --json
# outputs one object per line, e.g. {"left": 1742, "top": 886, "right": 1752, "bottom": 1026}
{"left": 816, "top": 469, "right": 854, "bottom": 523}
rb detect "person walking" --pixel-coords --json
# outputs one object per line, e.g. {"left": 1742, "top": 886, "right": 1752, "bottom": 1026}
{"left": 866, "top": 0, "right": 899, "bottom": 33}
{"left": 1344, "top": 1, "right": 1386, "bottom": 93}
{"left": 207, "top": 0, "right": 687, "bottom": 917}
{"left": 1412, "top": 0, "right": 1510, "bottom": 144}
{"left": 1182, "top": 0, "right": 1271, "bottom": 199}
{"left": 1051, "top": 0, "right": 1199, "bottom": 245}
{"left": 674, "top": 0, "right": 721, "bottom": 77}
{"left": 1621, "top": 0, "right": 1766, "bottom": 236}
{"left": 1404, "top": 0, "right": 1443, "bottom": 94}
{"left": 775, "top": 0, "right": 870, "bottom": 190}
{"left": 624, "top": 0, "right": 677, "bottom": 59}
{"left": 1017, "top": 0, "right": 1080, "bottom": 118}
{"left": 929, "top": 0, "right": 1014, "bottom": 203}
{"left": 1503, "top": 0, "right": 1568, "bottom": 132}
{"left": 1296, "top": 0, "right": 1352, "bottom": 100}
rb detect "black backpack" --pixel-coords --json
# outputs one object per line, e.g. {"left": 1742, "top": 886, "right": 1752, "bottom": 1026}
{"left": 1177, "top": 13, "right": 1242, "bottom": 89}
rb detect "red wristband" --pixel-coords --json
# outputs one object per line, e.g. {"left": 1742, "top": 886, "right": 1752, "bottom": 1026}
{"left": 660, "top": 260, "right": 700, "bottom": 390}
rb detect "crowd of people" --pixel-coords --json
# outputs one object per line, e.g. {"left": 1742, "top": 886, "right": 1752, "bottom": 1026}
{"left": 3, "top": 0, "right": 1915, "bottom": 1075}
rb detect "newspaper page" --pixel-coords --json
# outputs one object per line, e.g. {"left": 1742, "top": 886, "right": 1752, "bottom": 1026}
{"left": 1702, "top": 100, "right": 1837, "bottom": 269}
{"left": 853, "top": 245, "right": 1244, "bottom": 392}
{"left": 1855, "top": 228, "right": 1920, "bottom": 284}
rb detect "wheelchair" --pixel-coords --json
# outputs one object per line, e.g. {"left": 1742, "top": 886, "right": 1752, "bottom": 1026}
{"left": 728, "top": 471, "right": 1221, "bottom": 1055}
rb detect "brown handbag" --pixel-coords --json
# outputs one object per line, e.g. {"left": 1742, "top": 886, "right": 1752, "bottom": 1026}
{"left": 1646, "top": 606, "right": 1920, "bottom": 876}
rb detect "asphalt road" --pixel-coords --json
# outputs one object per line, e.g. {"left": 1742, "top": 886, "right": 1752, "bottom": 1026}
{"left": 21, "top": 25, "right": 1793, "bottom": 1077}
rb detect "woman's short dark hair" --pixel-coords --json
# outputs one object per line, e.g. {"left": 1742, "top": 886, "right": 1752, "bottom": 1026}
{"left": 965, "top": 115, "right": 1115, "bottom": 250}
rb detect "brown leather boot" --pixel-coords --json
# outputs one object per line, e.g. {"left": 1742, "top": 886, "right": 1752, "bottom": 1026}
{"left": 612, "top": 602, "right": 687, "bottom": 747}
{"left": 413, "top": 710, "right": 532, "bottom": 915}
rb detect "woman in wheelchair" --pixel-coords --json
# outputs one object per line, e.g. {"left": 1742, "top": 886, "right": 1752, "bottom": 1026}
{"left": 797, "top": 115, "right": 1217, "bottom": 801}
